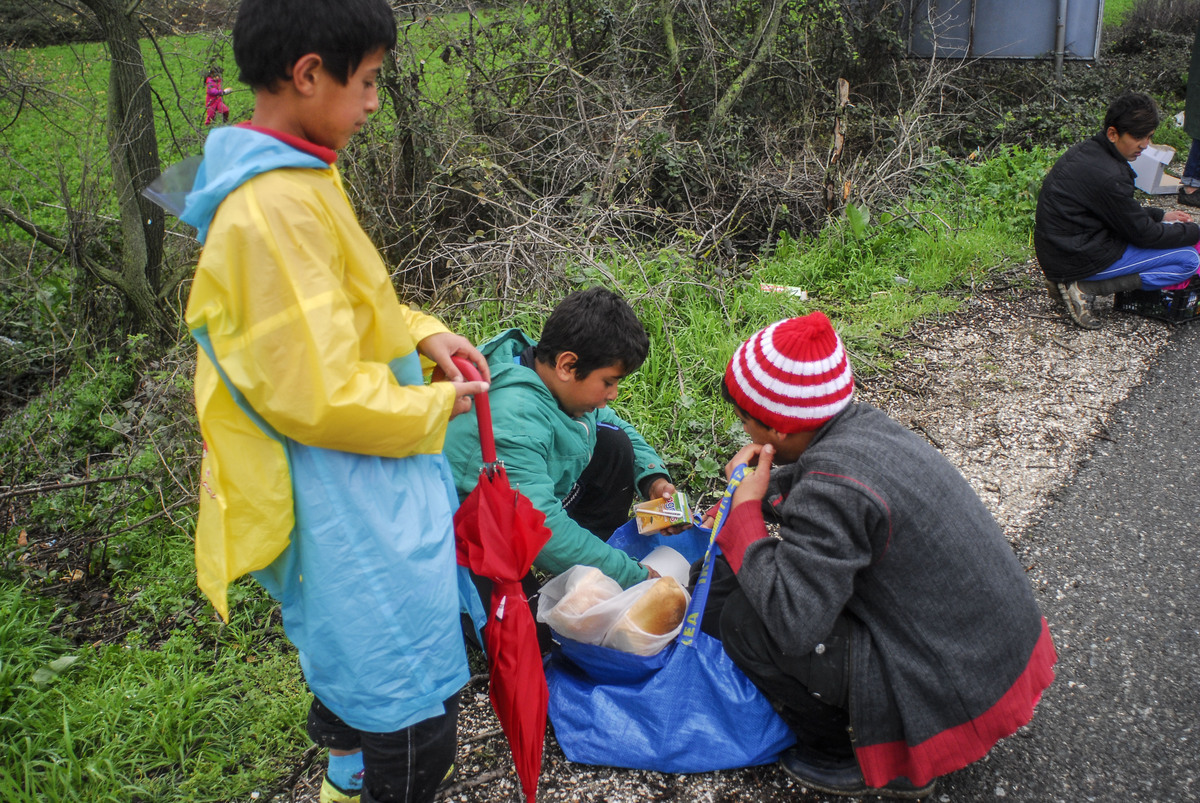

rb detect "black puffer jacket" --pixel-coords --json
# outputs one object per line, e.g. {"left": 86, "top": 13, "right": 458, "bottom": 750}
{"left": 1034, "top": 133, "right": 1200, "bottom": 283}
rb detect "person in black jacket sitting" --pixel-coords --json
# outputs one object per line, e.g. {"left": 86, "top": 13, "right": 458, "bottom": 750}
{"left": 1035, "top": 92, "right": 1200, "bottom": 329}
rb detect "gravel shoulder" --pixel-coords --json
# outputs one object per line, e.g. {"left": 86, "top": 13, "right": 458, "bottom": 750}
{"left": 286, "top": 255, "right": 1181, "bottom": 803}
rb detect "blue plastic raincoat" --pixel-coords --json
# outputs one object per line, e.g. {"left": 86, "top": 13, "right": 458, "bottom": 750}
{"left": 182, "top": 125, "right": 483, "bottom": 732}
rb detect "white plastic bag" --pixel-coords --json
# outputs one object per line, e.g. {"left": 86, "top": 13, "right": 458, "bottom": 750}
{"left": 640, "top": 545, "right": 691, "bottom": 585}
{"left": 537, "top": 566, "right": 625, "bottom": 645}
{"left": 538, "top": 567, "right": 690, "bottom": 656}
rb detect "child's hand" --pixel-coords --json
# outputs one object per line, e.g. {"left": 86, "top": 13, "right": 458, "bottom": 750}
{"left": 420, "top": 332, "right": 492, "bottom": 384}
{"left": 646, "top": 478, "right": 692, "bottom": 534}
{"left": 727, "top": 443, "right": 774, "bottom": 508}
{"left": 646, "top": 477, "right": 676, "bottom": 500}
{"left": 448, "top": 380, "right": 489, "bottom": 419}
{"left": 724, "top": 443, "right": 763, "bottom": 479}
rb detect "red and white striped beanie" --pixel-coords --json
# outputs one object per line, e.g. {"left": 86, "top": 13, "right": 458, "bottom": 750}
{"left": 724, "top": 312, "right": 854, "bottom": 433}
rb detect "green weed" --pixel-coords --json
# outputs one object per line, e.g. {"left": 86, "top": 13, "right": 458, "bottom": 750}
{"left": 0, "top": 344, "right": 142, "bottom": 484}
{"left": 0, "top": 598, "right": 308, "bottom": 802}
{"left": 1104, "top": 0, "right": 1136, "bottom": 28}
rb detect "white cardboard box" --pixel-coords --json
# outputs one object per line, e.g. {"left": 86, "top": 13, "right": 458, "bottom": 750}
{"left": 1131, "top": 144, "right": 1180, "bottom": 195}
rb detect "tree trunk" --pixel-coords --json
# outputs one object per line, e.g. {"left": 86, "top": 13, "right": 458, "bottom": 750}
{"left": 78, "top": 0, "right": 168, "bottom": 337}
{"left": 709, "top": 0, "right": 784, "bottom": 131}
{"left": 661, "top": 0, "right": 690, "bottom": 125}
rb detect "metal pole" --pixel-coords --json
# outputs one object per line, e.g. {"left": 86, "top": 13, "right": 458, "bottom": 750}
{"left": 1055, "top": 0, "right": 1069, "bottom": 82}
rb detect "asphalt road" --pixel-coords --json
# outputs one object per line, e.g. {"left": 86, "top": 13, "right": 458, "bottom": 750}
{"left": 934, "top": 323, "right": 1200, "bottom": 802}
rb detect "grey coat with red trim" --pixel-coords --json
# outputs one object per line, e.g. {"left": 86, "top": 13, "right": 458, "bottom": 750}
{"left": 719, "top": 402, "right": 1056, "bottom": 787}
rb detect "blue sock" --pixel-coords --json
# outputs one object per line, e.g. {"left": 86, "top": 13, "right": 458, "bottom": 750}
{"left": 327, "top": 751, "right": 364, "bottom": 792}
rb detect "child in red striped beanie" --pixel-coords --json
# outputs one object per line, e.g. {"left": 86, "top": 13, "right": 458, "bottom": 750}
{"left": 700, "top": 311, "right": 1056, "bottom": 798}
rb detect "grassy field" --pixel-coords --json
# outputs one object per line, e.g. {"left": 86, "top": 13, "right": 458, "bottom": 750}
{"left": 0, "top": 17, "right": 476, "bottom": 234}
{"left": 0, "top": 152, "right": 1051, "bottom": 797}
{"left": 0, "top": 21, "right": 1070, "bottom": 803}
{"left": 1104, "top": 0, "right": 1136, "bottom": 28}
{"left": 2, "top": 35, "right": 237, "bottom": 228}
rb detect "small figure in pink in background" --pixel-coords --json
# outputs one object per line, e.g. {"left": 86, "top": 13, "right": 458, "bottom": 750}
{"left": 204, "top": 68, "right": 232, "bottom": 125}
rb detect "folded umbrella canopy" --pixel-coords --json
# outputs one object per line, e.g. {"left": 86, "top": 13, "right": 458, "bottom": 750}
{"left": 451, "top": 357, "right": 553, "bottom": 803}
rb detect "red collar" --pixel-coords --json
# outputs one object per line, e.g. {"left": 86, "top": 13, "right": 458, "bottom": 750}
{"left": 236, "top": 122, "right": 337, "bottom": 165}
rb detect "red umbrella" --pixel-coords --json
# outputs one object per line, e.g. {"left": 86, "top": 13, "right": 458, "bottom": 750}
{"left": 451, "top": 357, "right": 553, "bottom": 803}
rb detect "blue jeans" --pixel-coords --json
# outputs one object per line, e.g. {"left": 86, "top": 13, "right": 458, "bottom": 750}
{"left": 1183, "top": 139, "right": 1200, "bottom": 187}
{"left": 1089, "top": 242, "right": 1200, "bottom": 290}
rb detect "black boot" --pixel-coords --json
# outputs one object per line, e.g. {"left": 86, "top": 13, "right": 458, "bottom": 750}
{"left": 1078, "top": 273, "right": 1143, "bottom": 296}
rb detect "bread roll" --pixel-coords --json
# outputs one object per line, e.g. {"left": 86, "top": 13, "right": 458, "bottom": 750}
{"left": 555, "top": 567, "right": 620, "bottom": 616}
{"left": 622, "top": 576, "right": 687, "bottom": 635}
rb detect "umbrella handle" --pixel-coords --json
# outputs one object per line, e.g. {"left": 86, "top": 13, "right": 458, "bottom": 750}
{"left": 451, "top": 356, "right": 497, "bottom": 465}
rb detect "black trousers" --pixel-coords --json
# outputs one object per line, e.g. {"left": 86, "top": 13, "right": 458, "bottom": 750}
{"left": 697, "top": 555, "right": 856, "bottom": 760}
{"left": 307, "top": 694, "right": 459, "bottom": 803}
{"left": 562, "top": 420, "right": 638, "bottom": 539}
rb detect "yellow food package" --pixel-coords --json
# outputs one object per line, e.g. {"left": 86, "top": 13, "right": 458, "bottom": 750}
{"left": 634, "top": 492, "right": 693, "bottom": 534}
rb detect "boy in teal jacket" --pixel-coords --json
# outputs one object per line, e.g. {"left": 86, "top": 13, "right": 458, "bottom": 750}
{"left": 444, "top": 287, "right": 675, "bottom": 588}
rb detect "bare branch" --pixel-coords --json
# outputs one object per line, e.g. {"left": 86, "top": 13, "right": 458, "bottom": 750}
{"left": 0, "top": 201, "right": 69, "bottom": 253}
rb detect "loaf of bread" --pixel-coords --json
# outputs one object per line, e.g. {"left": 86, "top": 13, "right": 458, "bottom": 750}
{"left": 555, "top": 567, "right": 621, "bottom": 616}
{"left": 603, "top": 576, "right": 689, "bottom": 655}
{"left": 623, "top": 576, "right": 687, "bottom": 635}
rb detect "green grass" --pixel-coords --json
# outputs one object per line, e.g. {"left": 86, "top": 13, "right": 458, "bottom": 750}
{"left": 2, "top": 35, "right": 243, "bottom": 230}
{"left": 1154, "top": 114, "right": 1192, "bottom": 154}
{"left": 0, "top": 333, "right": 311, "bottom": 800}
{"left": 0, "top": 583, "right": 308, "bottom": 802}
{"left": 448, "top": 143, "right": 1057, "bottom": 503}
{"left": 1103, "top": 0, "right": 1136, "bottom": 29}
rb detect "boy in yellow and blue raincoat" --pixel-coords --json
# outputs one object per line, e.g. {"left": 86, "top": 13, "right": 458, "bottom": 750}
{"left": 180, "top": 2, "right": 489, "bottom": 801}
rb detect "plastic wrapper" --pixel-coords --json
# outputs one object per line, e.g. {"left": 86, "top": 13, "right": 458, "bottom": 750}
{"left": 640, "top": 545, "right": 690, "bottom": 585}
{"left": 538, "top": 567, "right": 690, "bottom": 655}
{"left": 603, "top": 576, "right": 689, "bottom": 655}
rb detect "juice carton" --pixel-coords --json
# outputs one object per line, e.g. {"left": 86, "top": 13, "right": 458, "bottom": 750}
{"left": 634, "top": 492, "right": 693, "bottom": 534}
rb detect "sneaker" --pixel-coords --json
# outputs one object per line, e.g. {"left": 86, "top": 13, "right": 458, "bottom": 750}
{"left": 319, "top": 776, "right": 360, "bottom": 803}
{"left": 437, "top": 761, "right": 457, "bottom": 792}
{"left": 1178, "top": 187, "right": 1200, "bottom": 208}
{"left": 1057, "top": 282, "right": 1101, "bottom": 329}
{"left": 320, "top": 763, "right": 453, "bottom": 803}
{"left": 778, "top": 745, "right": 937, "bottom": 799}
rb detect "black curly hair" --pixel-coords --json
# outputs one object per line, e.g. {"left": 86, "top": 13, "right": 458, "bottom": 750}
{"left": 232, "top": 0, "right": 397, "bottom": 90}
{"left": 534, "top": 287, "right": 650, "bottom": 379}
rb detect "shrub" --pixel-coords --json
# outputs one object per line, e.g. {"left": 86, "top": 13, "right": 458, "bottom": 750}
{"left": 1109, "top": 0, "right": 1200, "bottom": 52}
{"left": 0, "top": 0, "right": 99, "bottom": 48}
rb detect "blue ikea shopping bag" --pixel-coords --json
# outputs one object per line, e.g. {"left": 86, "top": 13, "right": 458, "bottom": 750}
{"left": 544, "top": 467, "right": 796, "bottom": 772}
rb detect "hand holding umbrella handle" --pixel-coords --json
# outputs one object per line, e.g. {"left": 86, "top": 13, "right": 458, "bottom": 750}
{"left": 451, "top": 356, "right": 497, "bottom": 465}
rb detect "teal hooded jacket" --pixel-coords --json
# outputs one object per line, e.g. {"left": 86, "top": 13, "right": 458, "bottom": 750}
{"left": 444, "top": 328, "right": 670, "bottom": 588}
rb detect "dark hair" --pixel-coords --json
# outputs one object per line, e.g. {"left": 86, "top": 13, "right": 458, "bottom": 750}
{"left": 719, "top": 376, "right": 770, "bottom": 430}
{"left": 1103, "top": 91, "right": 1160, "bottom": 138}
{"left": 232, "top": 0, "right": 397, "bottom": 90}
{"left": 534, "top": 287, "right": 650, "bottom": 379}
